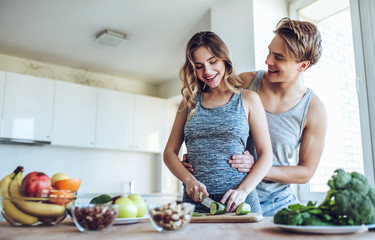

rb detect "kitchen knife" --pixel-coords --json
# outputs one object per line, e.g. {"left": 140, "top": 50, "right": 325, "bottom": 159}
{"left": 199, "top": 192, "right": 215, "bottom": 209}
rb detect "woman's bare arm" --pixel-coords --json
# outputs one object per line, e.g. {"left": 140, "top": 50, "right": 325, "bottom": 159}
{"left": 221, "top": 90, "right": 273, "bottom": 211}
{"left": 163, "top": 101, "right": 209, "bottom": 201}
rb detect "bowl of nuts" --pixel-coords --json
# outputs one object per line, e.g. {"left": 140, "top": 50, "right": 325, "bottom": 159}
{"left": 71, "top": 203, "right": 119, "bottom": 233}
{"left": 148, "top": 202, "right": 195, "bottom": 232}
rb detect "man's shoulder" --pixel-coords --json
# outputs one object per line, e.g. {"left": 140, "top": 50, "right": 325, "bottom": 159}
{"left": 306, "top": 93, "right": 327, "bottom": 127}
{"left": 239, "top": 71, "right": 258, "bottom": 88}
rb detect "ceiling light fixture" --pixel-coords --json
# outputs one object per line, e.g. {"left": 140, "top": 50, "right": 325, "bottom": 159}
{"left": 96, "top": 29, "right": 127, "bottom": 46}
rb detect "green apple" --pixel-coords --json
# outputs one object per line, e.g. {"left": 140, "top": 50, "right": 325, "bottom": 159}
{"left": 128, "top": 194, "right": 146, "bottom": 217}
{"left": 115, "top": 197, "right": 138, "bottom": 218}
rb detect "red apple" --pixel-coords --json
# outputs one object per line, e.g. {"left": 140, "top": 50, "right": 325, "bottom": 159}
{"left": 21, "top": 171, "right": 51, "bottom": 197}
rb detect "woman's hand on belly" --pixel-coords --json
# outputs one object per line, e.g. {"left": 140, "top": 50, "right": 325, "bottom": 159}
{"left": 185, "top": 176, "right": 209, "bottom": 202}
{"left": 221, "top": 189, "right": 247, "bottom": 212}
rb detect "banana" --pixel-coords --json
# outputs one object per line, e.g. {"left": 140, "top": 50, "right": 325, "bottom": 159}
{"left": 14, "top": 201, "right": 66, "bottom": 217}
{"left": 8, "top": 166, "right": 24, "bottom": 198}
{"left": 2, "top": 199, "right": 38, "bottom": 225}
{"left": 1, "top": 166, "right": 24, "bottom": 197}
{"left": 1, "top": 166, "right": 38, "bottom": 225}
{"left": 0, "top": 171, "right": 16, "bottom": 198}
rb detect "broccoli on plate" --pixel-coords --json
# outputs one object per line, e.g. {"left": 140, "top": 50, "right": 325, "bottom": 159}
{"left": 274, "top": 169, "right": 375, "bottom": 226}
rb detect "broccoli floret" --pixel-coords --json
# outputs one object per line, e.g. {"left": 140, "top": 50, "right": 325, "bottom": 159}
{"left": 319, "top": 169, "right": 375, "bottom": 225}
{"left": 329, "top": 168, "right": 351, "bottom": 189}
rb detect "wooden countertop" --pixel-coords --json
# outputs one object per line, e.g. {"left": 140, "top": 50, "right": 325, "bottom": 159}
{"left": 0, "top": 217, "right": 374, "bottom": 240}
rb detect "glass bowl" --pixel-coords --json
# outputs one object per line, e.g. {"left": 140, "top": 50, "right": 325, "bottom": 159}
{"left": 71, "top": 203, "right": 119, "bottom": 233}
{"left": 1, "top": 189, "right": 76, "bottom": 226}
{"left": 148, "top": 202, "right": 195, "bottom": 232}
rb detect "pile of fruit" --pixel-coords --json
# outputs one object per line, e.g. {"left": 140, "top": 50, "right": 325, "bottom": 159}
{"left": 0, "top": 166, "right": 81, "bottom": 226}
{"left": 89, "top": 193, "right": 146, "bottom": 218}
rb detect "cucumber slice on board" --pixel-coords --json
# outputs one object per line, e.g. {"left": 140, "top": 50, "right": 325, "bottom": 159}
{"left": 210, "top": 202, "right": 226, "bottom": 215}
{"left": 236, "top": 202, "right": 251, "bottom": 215}
{"left": 193, "top": 212, "right": 208, "bottom": 217}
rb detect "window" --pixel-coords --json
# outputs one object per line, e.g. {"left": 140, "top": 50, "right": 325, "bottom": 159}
{"left": 290, "top": 0, "right": 375, "bottom": 202}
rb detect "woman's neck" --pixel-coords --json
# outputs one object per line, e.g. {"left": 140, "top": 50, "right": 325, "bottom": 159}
{"left": 202, "top": 84, "right": 233, "bottom": 108}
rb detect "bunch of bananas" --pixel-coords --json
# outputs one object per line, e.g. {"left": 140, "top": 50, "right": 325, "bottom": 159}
{"left": 0, "top": 166, "right": 67, "bottom": 226}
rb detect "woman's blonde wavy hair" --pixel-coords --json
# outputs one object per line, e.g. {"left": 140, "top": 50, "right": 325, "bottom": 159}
{"left": 180, "top": 31, "right": 242, "bottom": 119}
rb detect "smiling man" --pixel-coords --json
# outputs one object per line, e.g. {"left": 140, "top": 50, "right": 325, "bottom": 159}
{"left": 234, "top": 17, "right": 328, "bottom": 216}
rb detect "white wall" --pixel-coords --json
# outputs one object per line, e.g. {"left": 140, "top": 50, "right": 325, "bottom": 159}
{"left": 0, "top": 53, "right": 158, "bottom": 97}
{"left": 211, "top": 0, "right": 256, "bottom": 74}
{"left": 253, "top": 0, "right": 289, "bottom": 70}
{"left": 158, "top": 78, "right": 182, "bottom": 99}
{"left": 0, "top": 145, "right": 160, "bottom": 195}
{"left": 209, "top": 0, "right": 289, "bottom": 75}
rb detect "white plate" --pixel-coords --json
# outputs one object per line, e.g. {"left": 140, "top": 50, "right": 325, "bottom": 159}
{"left": 114, "top": 216, "right": 148, "bottom": 225}
{"left": 274, "top": 223, "right": 375, "bottom": 234}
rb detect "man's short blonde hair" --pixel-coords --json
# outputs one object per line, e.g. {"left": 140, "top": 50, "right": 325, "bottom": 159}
{"left": 274, "top": 17, "right": 322, "bottom": 69}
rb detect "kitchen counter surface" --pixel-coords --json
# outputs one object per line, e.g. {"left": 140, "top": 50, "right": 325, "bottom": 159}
{"left": 0, "top": 217, "right": 374, "bottom": 240}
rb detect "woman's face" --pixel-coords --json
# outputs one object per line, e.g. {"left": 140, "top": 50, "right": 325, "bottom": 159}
{"left": 265, "top": 35, "right": 302, "bottom": 83}
{"left": 192, "top": 46, "right": 226, "bottom": 89}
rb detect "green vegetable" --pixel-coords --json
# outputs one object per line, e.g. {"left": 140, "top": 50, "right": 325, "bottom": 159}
{"left": 274, "top": 169, "right": 375, "bottom": 226}
{"left": 236, "top": 202, "right": 251, "bottom": 215}
{"left": 89, "top": 194, "right": 113, "bottom": 204}
{"left": 193, "top": 212, "right": 208, "bottom": 217}
{"left": 210, "top": 202, "right": 226, "bottom": 215}
{"left": 273, "top": 201, "right": 335, "bottom": 226}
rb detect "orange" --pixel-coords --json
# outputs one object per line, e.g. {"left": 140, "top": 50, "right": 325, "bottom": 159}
{"left": 54, "top": 178, "right": 81, "bottom": 191}
{"left": 48, "top": 189, "right": 76, "bottom": 206}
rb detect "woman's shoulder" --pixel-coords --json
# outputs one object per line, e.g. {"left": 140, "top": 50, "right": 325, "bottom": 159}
{"left": 242, "top": 88, "right": 258, "bottom": 96}
{"left": 242, "top": 88, "right": 261, "bottom": 104}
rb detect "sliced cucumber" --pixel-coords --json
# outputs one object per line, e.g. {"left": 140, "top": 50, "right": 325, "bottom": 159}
{"left": 210, "top": 202, "right": 226, "bottom": 215}
{"left": 236, "top": 202, "right": 251, "bottom": 215}
{"left": 193, "top": 212, "right": 208, "bottom": 217}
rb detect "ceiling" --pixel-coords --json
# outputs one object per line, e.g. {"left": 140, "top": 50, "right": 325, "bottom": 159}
{"left": 0, "top": 0, "right": 221, "bottom": 85}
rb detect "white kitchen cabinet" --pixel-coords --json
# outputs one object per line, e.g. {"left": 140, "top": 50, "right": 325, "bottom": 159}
{"left": 52, "top": 81, "right": 97, "bottom": 148}
{"left": 0, "top": 71, "right": 5, "bottom": 132}
{"left": 96, "top": 89, "right": 167, "bottom": 153}
{"left": 0, "top": 72, "right": 54, "bottom": 142}
{"left": 95, "top": 88, "right": 134, "bottom": 150}
{"left": 134, "top": 95, "right": 167, "bottom": 153}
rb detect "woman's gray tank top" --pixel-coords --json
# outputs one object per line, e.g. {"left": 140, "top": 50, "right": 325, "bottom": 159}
{"left": 184, "top": 89, "right": 249, "bottom": 194}
{"left": 247, "top": 70, "right": 314, "bottom": 202}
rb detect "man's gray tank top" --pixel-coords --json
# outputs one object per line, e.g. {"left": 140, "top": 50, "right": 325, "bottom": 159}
{"left": 184, "top": 89, "right": 249, "bottom": 194}
{"left": 247, "top": 70, "right": 314, "bottom": 202}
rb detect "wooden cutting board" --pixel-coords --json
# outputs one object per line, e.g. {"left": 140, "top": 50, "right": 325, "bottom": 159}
{"left": 190, "top": 213, "right": 263, "bottom": 223}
